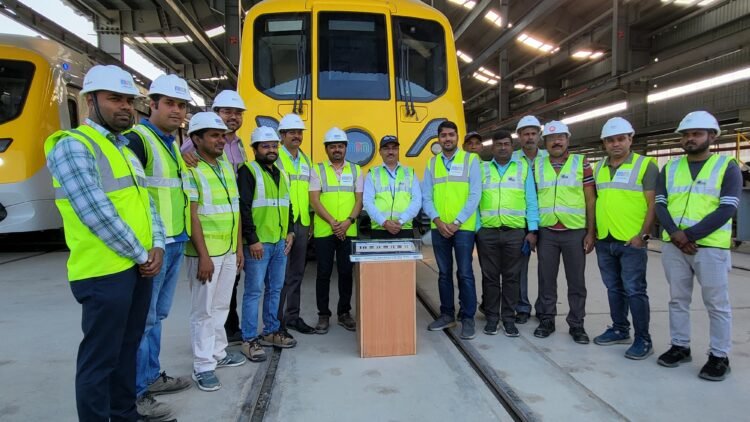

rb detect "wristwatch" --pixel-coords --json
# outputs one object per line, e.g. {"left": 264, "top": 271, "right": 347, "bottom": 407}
{"left": 453, "top": 219, "right": 461, "bottom": 226}
{"left": 641, "top": 233, "right": 651, "bottom": 241}
{"left": 349, "top": 217, "right": 356, "bottom": 224}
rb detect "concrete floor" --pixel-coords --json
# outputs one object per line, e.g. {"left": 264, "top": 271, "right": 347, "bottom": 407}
{"left": 0, "top": 242, "right": 748, "bottom": 421}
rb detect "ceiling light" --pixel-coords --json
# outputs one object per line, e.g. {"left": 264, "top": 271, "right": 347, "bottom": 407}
{"left": 561, "top": 101, "right": 628, "bottom": 125}
{"left": 514, "top": 83, "right": 527, "bottom": 89}
{"left": 525, "top": 85, "right": 534, "bottom": 90}
{"left": 572, "top": 50, "right": 593, "bottom": 59}
{"left": 590, "top": 51, "right": 604, "bottom": 59}
{"left": 464, "top": 1, "right": 476, "bottom": 8}
{"left": 456, "top": 50, "right": 473, "bottom": 63}
{"left": 517, "top": 33, "right": 557, "bottom": 54}
{"left": 647, "top": 66, "right": 750, "bottom": 103}
{"left": 697, "top": 0, "right": 716, "bottom": 5}
{"left": 484, "top": 10, "right": 503, "bottom": 27}
{"left": 133, "top": 26, "right": 225, "bottom": 45}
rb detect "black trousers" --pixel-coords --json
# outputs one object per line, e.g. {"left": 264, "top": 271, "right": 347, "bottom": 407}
{"left": 370, "top": 228, "right": 415, "bottom": 239}
{"left": 537, "top": 228, "right": 588, "bottom": 328}
{"left": 70, "top": 266, "right": 152, "bottom": 422}
{"left": 314, "top": 235, "right": 354, "bottom": 317}
{"left": 224, "top": 273, "right": 242, "bottom": 334}
{"left": 476, "top": 227, "right": 524, "bottom": 322}
{"left": 278, "top": 222, "right": 310, "bottom": 326}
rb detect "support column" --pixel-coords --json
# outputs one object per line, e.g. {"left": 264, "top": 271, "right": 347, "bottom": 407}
{"left": 225, "top": 0, "right": 241, "bottom": 67}
{"left": 95, "top": 10, "right": 123, "bottom": 62}
{"left": 626, "top": 83, "right": 648, "bottom": 153}
{"left": 611, "top": 0, "right": 628, "bottom": 76}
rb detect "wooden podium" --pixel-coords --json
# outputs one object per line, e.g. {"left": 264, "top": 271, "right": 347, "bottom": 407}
{"left": 355, "top": 260, "right": 417, "bottom": 358}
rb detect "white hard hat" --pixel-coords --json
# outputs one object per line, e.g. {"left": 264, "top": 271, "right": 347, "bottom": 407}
{"left": 600, "top": 117, "right": 635, "bottom": 139}
{"left": 278, "top": 113, "right": 306, "bottom": 131}
{"left": 675, "top": 111, "right": 721, "bottom": 134}
{"left": 251, "top": 126, "right": 280, "bottom": 144}
{"left": 323, "top": 127, "right": 348, "bottom": 144}
{"left": 149, "top": 74, "right": 192, "bottom": 102}
{"left": 542, "top": 121, "right": 571, "bottom": 137}
{"left": 81, "top": 65, "right": 140, "bottom": 96}
{"left": 516, "top": 115, "right": 542, "bottom": 132}
{"left": 212, "top": 90, "right": 246, "bottom": 111}
{"left": 188, "top": 112, "right": 228, "bottom": 135}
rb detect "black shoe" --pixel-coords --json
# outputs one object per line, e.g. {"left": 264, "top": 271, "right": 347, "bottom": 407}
{"left": 657, "top": 345, "right": 692, "bottom": 368}
{"left": 287, "top": 318, "right": 316, "bottom": 335}
{"left": 503, "top": 321, "right": 520, "bottom": 337}
{"left": 534, "top": 319, "right": 555, "bottom": 338}
{"left": 338, "top": 313, "right": 356, "bottom": 331}
{"left": 478, "top": 303, "right": 486, "bottom": 316}
{"left": 569, "top": 327, "right": 590, "bottom": 344}
{"left": 515, "top": 312, "right": 530, "bottom": 325}
{"left": 699, "top": 354, "right": 731, "bottom": 381}
{"left": 483, "top": 320, "right": 499, "bottom": 335}
{"left": 226, "top": 330, "right": 242, "bottom": 346}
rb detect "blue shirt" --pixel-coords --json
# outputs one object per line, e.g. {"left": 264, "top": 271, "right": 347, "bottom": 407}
{"left": 422, "top": 151, "right": 481, "bottom": 226}
{"left": 491, "top": 157, "right": 539, "bottom": 231}
{"left": 363, "top": 163, "right": 422, "bottom": 226}
{"left": 46, "top": 118, "right": 166, "bottom": 265}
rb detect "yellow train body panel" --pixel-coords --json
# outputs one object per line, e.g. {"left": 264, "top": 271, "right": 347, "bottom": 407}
{"left": 238, "top": 0, "right": 465, "bottom": 177}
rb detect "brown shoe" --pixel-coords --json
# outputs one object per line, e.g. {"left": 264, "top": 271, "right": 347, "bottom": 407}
{"left": 259, "top": 331, "right": 298, "bottom": 348}
{"left": 338, "top": 313, "right": 356, "bottom": 332}
{"left": 315, "top": 316, "right": 330, "bottom": 334}
{"left": 241, "top": 339, "right": 267, "bottom": 362}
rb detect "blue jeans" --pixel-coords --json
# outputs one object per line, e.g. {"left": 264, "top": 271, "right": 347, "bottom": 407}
{"left": 432, "top": 229, "right": 477, "bottom": 320}
{"left": 595, "top": 240, "right": 651, "bottom": 341}
{"left": 242, "top": 242, "right": 287, "bottom": 340}
{"left": 136, "top": 241, "right": 184, "bottom": 397}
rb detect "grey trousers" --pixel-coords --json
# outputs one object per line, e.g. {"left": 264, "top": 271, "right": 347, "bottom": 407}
{"left": 537, "top": 228, "right": 587, "bottom": 328}
{"left": 662, "top": 243, "right": 732, "bottom": 357}
{"left": 278, "top": 222, "right": 309, "bottom": 326}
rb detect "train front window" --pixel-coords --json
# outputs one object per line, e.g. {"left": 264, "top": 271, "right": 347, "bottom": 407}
{"left": 318, "top": 13, "right": 389, "bottom": 100}
{"left": 0, "top": 60, "right": 34, "bottom": 125}
{"left": 393, "top": 17, "right": 446, "bottom": 102}
{"left": 254, "top": 13, "right": 311, "bottom": 100}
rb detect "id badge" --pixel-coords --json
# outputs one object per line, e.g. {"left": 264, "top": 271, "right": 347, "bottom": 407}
{"left": 612, "top": 170, "right": 632, "bottom": 184}
{"left": 449, "top": 164, "right": 464, "bottom": 177}
{"left": 340, "top": 173, "right": 354, "bottom": 186}
{"left": 300, "top": 163, "right": 310, "bottom": 176}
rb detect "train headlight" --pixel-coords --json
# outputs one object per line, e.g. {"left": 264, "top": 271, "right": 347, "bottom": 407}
{"left": 0, "top": 138, "right": 12, "bottom": 153}
{"left": 430, "top": 142, "right": 442, "bottom": 155}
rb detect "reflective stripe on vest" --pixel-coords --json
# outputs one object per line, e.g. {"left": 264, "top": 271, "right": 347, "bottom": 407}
{"left": 127, "top": 124, "right": 190, "bottom": 237}
{"left": 44, "top": 125, "right": 153, "bottom": 281}
{"left": 594, "top": 153, "right": 650, "bottom": 241}
{"left": 369, "top": 165, "right": 414, "bottom": 230}
{"left": 185, "top": 158, "right": 239, "bottom": 256}
{"left": 479, "top": 160, "right": 527, "bottom": 229}
{"left": 276, "top": 149, "right": 311, "bottom": 226}
{"left": 247, "top": 161, "right": 290, "bottom": 243}
{"left": 661, "top": 154, "right": 734, "bottom": 248}
{"left": 428, "top": 150, "right": 478, "bottom": 231}
{"left": 313, "top": 161, "right": 360, "bottom": 238}
{"left": 535, "top": 154, "right": 586, "bottom": 229}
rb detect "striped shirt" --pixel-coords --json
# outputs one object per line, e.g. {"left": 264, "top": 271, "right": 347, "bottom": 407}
{"left": 46, "top": 119, "right": 165, "bottom": 265}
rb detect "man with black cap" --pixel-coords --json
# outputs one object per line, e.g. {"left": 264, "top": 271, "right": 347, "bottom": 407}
{"left": 463, "top": 131, "right": 484, "bottom": 155}
{"left": 364, "top": 135, "right": 422, "bottom": 239}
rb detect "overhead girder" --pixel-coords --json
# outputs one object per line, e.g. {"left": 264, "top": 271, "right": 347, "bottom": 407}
{"left": 453, "top": 0, "right": 495, "bottom": 41}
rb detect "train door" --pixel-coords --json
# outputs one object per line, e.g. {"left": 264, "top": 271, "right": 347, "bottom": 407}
{"left": 311, "top": 5, "right": 397, "bottom": 169}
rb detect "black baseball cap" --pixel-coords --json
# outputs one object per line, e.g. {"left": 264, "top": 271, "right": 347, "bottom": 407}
{"left": 379, "top": 135, "right": 399, "bottom": 148}
{"left": 465, "top": 131, "right": 482, "bottom": 142}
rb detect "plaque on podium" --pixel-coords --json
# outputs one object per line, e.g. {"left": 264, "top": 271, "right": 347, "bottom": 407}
{"left": 352, "top": 239, "right": 422, "bottom": 358}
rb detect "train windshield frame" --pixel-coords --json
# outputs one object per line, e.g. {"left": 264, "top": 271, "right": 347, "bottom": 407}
{"left": 317, "top": 12, "right": 390, "bottom": 100}
{"left": 393, "top": 17, "right": 447, "bottom": 102}
{"left": 253, "top": 13, "right": 311, "bottom": 100}
{"left": 0, "top": 60, "right": 35, "bottom": 125}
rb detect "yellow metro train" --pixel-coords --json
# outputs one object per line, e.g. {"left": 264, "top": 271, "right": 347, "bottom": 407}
{"left": 0, "top": 35, "right": 147, "bottom": 233}
{"left": 238, "top": 0, "right": 466, "bottom": 174}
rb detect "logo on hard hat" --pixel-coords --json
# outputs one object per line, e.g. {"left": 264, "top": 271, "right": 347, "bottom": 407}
{"left": 175, "top": 86, "right": 188, "bottom": 94}
{"left": 215, "top": 118, "right": 223, "bottom": 124}
{"left": 121, "top": 79, "right": 133, "bottom": 88}
{"left": 549, "top": 126, "right": 556, "bottom": 132}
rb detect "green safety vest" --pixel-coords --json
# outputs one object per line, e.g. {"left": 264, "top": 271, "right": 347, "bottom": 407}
{"left": 276, "top": 148, "right": 311, "bottom": 226}
{"left": 44, "top": 125, "right": 153, "bottom": 282}
{"left": 245, "top": 161, "right": 290, "bottom": 243}
{"left": 369, "top": 165, "right": 415, "bottom": 230}
{"left": 479, "top": 159, "right": 528, "bottom": 229}
{"left": 594, "top": 153, "right": 651, "bottom": 241}
{"left": 185, "top": 157, "right": 240, "bottom": 256}
{"left": 535, "top": 154, "right": 586, "bottom": 229}
{"left": 427, "top": 150, "right": 478, "bottom": 231}
{"left": 313, "top": 161, "right": 361, "bottom": 238}
{"left": 661, "top": 154, "right": 734, "bottom": 248}
{"left": 125, "top": 124, "right": 191, "bottom": 238}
